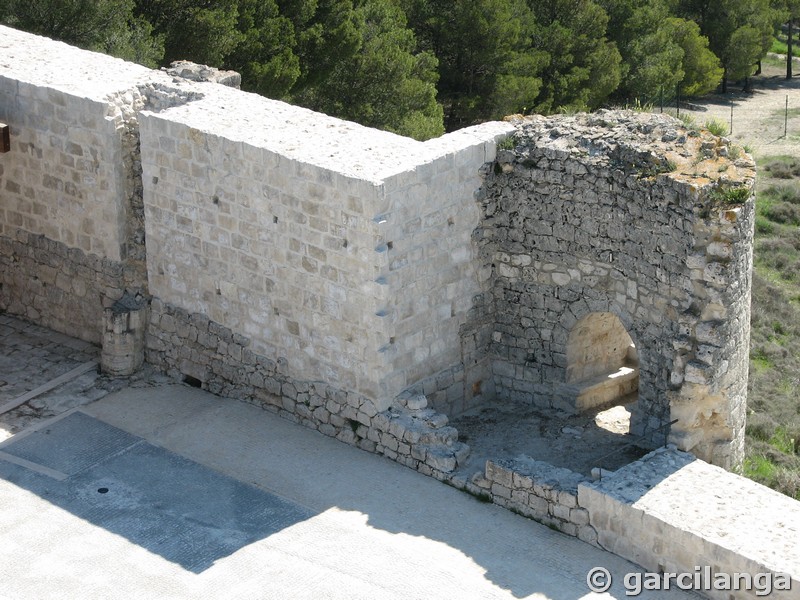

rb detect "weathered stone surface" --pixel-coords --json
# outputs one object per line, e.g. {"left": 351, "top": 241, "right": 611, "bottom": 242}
{"left": 579, "top": 447, "right": 800, "bottom": 599}
{"left": 0, "top": 28, "right": 768, "bottom": 589}
{"left": 165, "top": 61, "right": 241, "bottom": 88}
{"left": 476, "top": 112, "right": 754, "bottom": 467}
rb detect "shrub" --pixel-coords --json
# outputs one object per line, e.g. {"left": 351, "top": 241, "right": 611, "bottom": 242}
{"left": 747, "top": 412, "right": 777, "bottom": 441}
{"left": 776, "top": 468, "right": 800, "bottom": 500}
{"left": 764, "top": 159, "right": 800, "bottom": 179}
{"left": 705, "top": 118, "right": 728, "bottom": 136}
{"left": 764, "top": 202, "right": 800, "bottom": 225}
{"left": 497, "top": 135, "right": 517, "bottom": 151}
{"left": 708, "top": 184, "right": 750, "bottom": 206}
{"left": 763, "top": 184, "right": 800, "bottom": 205}
{"left": 755, "top": 215, "right": 775, "bottom": 234}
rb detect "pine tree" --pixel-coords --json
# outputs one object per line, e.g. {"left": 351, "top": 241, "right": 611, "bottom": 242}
{"left": 295, "top": 0, "right": 444, "bottom": 139}
{"left": 527, "top": 0, "right": 622, "bottom": 113}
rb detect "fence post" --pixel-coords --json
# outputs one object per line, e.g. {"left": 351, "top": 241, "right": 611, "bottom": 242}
{"left": 786, "top": 95, "right": 789, "bottom": 138}
{"left": 730, "top": 99, "right": 734, "bottom": 135}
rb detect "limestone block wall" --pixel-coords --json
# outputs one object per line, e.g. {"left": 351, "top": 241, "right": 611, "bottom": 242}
{"left": 479, "top": 112, "right": 755, "bottom": 466}
{"left": 139, "top": 85, "right": 512, "bottom": 410}
{"left": 0, "top": 26, "right": 159, "bottom": 340}
{"left": 139, "top": 99, "right": 386, "bottom": 401}
{"left": 378, "top": 124, "right": 513, "bottom": 415}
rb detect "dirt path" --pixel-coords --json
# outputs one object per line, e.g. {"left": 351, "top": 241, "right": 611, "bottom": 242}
{"left": 671, "top": 59, "right": 800, "bottom": 158}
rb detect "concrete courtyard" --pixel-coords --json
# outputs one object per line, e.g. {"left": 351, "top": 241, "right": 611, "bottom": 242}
{"left": 0, "top": 313, "right": 699, "bottom": 599}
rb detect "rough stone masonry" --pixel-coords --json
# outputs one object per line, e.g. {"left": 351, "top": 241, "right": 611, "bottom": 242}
{"left": 8, "top": 26, "right": 799, "bottom": 595}
{"left": 0, "top": 25, "right": 753, "bottom": 476}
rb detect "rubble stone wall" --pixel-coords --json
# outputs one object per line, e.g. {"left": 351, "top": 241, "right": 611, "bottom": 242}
{"left": 0, "top": 231, "right": 126, "bottom": 343}
{"left": 479, "top": 113, "right": 755, "bottom": 466}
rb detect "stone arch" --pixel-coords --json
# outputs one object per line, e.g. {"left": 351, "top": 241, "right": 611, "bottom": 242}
{"left": 564, "top": 311, "right": 639, "bottom": 411}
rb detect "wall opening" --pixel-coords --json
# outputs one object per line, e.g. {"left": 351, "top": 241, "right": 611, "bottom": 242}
{"left": 565, "top": 312, "right": 639, "bottom": 425}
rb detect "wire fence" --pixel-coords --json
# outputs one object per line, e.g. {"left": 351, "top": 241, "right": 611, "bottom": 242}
{"left": 625, "top": 83, "right": 800, "bottom": 152}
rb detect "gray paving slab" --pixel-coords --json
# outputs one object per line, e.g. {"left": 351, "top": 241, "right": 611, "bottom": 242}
{"left": 0, "top": 313, "right": 138, "bottom": 441}
{"left": 0, "top": 316, "right": 701, "bottom": 599}
{"left": 0, "top": 315, "right": 98, "bottom": 402}
{"left": 0, "top": 411, "right": 141, "bottom": 476}
{"left": 0, "top": 412, "right": 313, "bottom": 574}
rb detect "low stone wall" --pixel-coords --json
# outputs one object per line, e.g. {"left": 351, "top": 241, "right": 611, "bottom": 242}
{"left": 462, "top": 457, "right": 597, "bottom": 543}
{"left": 579, "top": 448, "right": 800, "bottom": 599}
{"left": 146, "top": 297, "right": 470, "bottom": 479}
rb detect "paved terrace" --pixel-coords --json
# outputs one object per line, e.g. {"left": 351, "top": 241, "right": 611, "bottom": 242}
{"left": 0, "top": 313, "right": 698, "bottom": 599}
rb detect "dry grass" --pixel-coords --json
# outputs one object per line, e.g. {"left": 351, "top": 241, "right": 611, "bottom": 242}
{"left": 744, "top": 154, "right": 800, "bottom": 499}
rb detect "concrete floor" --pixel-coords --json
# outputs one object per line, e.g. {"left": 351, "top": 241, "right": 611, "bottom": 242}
{"left": 0, "top": 313, "right": 700, "bottom": 599}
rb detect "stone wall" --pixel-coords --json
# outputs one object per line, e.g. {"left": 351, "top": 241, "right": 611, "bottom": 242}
{"left": 0, "top": 231, "right": 126, "bottom": 343}
{"left": 138, "top": 85, "right": 511, "bottom": 409}
{"left": 466, "top": 457, "right": 597, "bottom": 543}
{"left": 0, "top": 26, "right": 195, "bottom": 341}
{"left": 0, "top": 26, "right": 753, "bottom": 470}
{"left": 378, "top": 127, "right": 512, "bottom": 415}
{"left": 579, "top": 448, "right": 800, "bottom": 600}
{"left": 478, "top": 112, "right": 755, "bottom": 466}
{"left": 146, "top": 297, "right": 470, "bottom": 478}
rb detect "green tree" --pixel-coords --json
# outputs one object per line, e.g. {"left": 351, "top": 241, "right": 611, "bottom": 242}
{"left": 297, "top": 0, "right": 443, "bottom": 139}
{"left": 100, "top": 16, "right": 165, "bottom": 67}
{"left": 284, "top": 0, "right": 363, "bottom": 92}
{"left": 671, "top": 0, "right": 780, "bottom": 91}
{"left": 603, "top": 1, "right": 721, "bottom": 99}
{"left": 527, "top": 0, "right": 622, "bottom": 113}
{"left": 0, "top": 0, "right": 163, "bottom": 65}
{"left": 402, "top": 0, "right": 545, "bottom": 130}
{"left": 134, "top": 0, "right": 242, "bottom": 66}
{"left": 774, "top": 0, "right": 799, "bottom": 78}
{"left": 225, "top": 0, "right": 300, "bottom": 97}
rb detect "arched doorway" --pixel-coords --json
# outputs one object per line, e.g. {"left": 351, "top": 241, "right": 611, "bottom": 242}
{"left": 565, "top": 312, "right": 638, "bottom": 413}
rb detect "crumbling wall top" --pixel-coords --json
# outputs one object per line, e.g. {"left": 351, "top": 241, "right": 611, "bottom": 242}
{"left": 504, "top": 110, "right": 756, "bottom": 192}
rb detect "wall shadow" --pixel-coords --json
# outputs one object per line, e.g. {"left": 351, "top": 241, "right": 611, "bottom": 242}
{"left": 0, "top": 411, "right": 314, "bottom": 574}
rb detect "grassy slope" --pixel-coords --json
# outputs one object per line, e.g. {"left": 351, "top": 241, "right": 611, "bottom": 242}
{"left": 744, "top": 155, "right": 800, "bottom": 499}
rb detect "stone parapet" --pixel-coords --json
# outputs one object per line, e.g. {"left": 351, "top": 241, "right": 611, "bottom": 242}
{"left": 579, "top": 448, "right": 800, "bottom": 599}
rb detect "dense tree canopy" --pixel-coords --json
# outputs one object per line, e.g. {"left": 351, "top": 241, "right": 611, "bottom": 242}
{"left": 602, "top": 0, "right": 722, "bottom": 99}
{"left": 401, "top": 0, "right": 545, "bottom": 129}
{"left": 527, "top": 0, "right": 622, "bottom": 113}
{"left": 670, "top": 0, "right": 779, "bottom": 89}
{"left": 0, "top": 0, "right": 788, "bottom": 136}
{"left": 295, "top": 0, "right": 444, "bottom": 139}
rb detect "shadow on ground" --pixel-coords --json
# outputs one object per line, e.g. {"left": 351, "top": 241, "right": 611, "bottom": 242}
{"left": 0, "top": 411, "right": 314, "bottom": 573}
